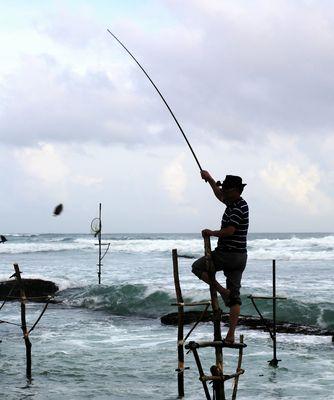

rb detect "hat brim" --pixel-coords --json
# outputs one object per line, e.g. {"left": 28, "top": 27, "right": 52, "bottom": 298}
{"left": 220, "top": 183, "right": 247, "bottom": 189}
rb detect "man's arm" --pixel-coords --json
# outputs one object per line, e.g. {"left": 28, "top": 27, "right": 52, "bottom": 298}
{"left": 202, "top": 226, "right": 236, "bottom": 238}
{"left": 201, "top": 170, "right": 224, "bottom": 202}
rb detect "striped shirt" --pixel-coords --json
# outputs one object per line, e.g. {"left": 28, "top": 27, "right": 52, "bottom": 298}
{"left": 217, "top": 197, "right": 249, "bottom": 253}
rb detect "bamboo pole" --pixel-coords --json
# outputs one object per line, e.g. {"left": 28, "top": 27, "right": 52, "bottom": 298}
{"left": 192, "top": 348, "right": 211, "bottom": 400}
{"left": 183, "top": 302, "right": 211, "bottom": 343}
{"left": 172, "top": 249, "right": 185, "bottom": 398}
{"left": 232, "top": 334, "right": 244, "bottom": 400}
{"left": 204, "top": 236, "right": 225, "bottom": 400}
{"left": 13, "top": 264, "right": 32, "bottom": 382}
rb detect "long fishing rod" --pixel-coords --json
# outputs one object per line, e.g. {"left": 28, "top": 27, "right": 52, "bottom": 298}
{"left": 107, "top": 29, "right": 203, "bottom": 172}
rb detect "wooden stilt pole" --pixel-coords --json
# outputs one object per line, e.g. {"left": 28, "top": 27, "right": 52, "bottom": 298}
{"left": 13, "top": 263, "right": 32, "bottom": 382}
{"left": 204, "top": 237, "right": 225, "bottom": 400}
{"left": 183, "top": 302, "right": 211, "bottom": 343}
{"left": 192, "top": 347, "right": 211, "bottom": 400}
{"left": 231, "top": 334, "right": 244, "bottom": 400}
{"left": 172, "top": 249, "right": 185, "bottom": 398}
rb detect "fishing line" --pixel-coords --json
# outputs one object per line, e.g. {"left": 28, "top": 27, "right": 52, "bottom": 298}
{"left": 107, "top": 29, "right": 203, "bottom": 172}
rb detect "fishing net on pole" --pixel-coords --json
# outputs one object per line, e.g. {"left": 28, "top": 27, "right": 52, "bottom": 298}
{"left": 90, "top": 217, "right": 101, "bottom": 237}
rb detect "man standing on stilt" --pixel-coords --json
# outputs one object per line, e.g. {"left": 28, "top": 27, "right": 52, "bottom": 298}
{"left": 192, "top": 171, "right": 249, "bottom": 343}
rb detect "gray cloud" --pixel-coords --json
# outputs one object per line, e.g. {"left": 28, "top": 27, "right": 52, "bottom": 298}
{"left": 0, "top": 54, "right": 175, "bottom": 146}
{"left": 2, "top": 1, "right": 334, "bottom": 150}
{"left": 156, "top": 0, "right": 334, "bottom": 137}
{"left": 0, "top": 1, "right": 333, "bottom": 234}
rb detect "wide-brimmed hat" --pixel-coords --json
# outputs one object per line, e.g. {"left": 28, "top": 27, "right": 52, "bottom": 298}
{"left": 216, "top": 175, "right": 247, "bottom": 190}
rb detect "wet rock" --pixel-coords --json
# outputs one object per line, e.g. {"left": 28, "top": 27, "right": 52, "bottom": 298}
{"left": 0, "top": 279, "right": 59, "bottom": 302}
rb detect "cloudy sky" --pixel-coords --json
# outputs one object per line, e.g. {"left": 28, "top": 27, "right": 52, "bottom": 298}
{"left": 0, "top": 0, "right": 333, "bottom": 233}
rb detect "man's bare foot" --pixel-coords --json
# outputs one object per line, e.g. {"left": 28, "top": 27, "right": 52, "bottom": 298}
{"left": 223, "top": 334, "right": 235, "bottom": 344}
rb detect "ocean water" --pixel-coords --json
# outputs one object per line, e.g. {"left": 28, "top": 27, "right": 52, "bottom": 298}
{"left": 0, "top": 232, "right": 333, "bottom": 399}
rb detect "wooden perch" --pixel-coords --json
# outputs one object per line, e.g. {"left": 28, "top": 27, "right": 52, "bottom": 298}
{"left": 171, "top": 239, "right": 247, "bottom": 399}
{"left": 185, "top": 340, "right": 247, "bottom": 350}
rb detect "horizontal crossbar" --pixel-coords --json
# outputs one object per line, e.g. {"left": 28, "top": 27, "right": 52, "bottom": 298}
{"left": 248, "top": 295, "right": 287, "bottom": 300}
{"left": 175, "top": 367, "right": 190, "bottom": 373}
{"left": 171, "top": 301, "right": 211, "bottom": 307}
{"left": 185, "top": 340, "right": 247, "bottom": 350}
{"left": 201, "top": 369, "right": 245, "bottom": 382}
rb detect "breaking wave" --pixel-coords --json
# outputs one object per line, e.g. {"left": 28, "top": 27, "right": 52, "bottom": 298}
{"left": 57, "top": 284, "right": 334, "bottom": 329}
{"left": 248, "top": 235, "right": 334, "bottom": 260}
{"left": 241, "top": 295, "right": 334, "bottom": 330}
{"left": 58, "top": 284, "right": 174, "bottom": 318}
{"left": 0, "top": 241, "right": 92, "bottom": 254}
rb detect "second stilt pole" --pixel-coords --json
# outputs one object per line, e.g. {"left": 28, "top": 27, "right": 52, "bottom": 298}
{"left": 269, "top": 259, "right": 279, "bottom": 367}
{"left": 172, "top": 249, "right": 185, "bottom": 398}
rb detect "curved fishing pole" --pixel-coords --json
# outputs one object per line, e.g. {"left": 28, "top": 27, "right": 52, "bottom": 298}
{"left": 107, "top": 29, "right": 203, "bottom": 172}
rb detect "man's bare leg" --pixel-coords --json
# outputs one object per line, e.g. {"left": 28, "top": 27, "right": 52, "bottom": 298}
{"left": 199, "top": 271, "right": 240, "bottom": 343}
{"left": 200, "top": 271, "right": 230, "bottom": 301}
{"left": 225, "top": 304, "right": 240, "bottom": 343}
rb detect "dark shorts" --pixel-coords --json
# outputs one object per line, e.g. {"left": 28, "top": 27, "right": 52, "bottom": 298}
{"left": 191, "top": 250, "right": 247, "bottom": 307}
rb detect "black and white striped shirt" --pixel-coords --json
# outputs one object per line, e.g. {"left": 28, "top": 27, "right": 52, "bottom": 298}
{"left": 217, "top": 197, "right": 249, "bottom": 253}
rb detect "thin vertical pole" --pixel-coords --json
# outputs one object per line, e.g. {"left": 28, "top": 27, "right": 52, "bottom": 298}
{"left": 232, "top": 334, "right": 244, "bottom": 400}
{"left": 269, "top": 259, "right": 279, "bottom": 367}
{"left": 204, "top": 237, "right": 225, "bottom": 400}
{"left": 98, "top": 203, "right": 102, "bottom": 284}
{"left": 13, "top": 264, "right": 32, "bottom": 381}
{"left": 272, "top": 259, "right": 277, "bottom": 364}
{"left": 172, "top": 249, "right": 185, "bottom": 398}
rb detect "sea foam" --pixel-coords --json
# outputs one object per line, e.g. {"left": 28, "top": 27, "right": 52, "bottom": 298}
{"left": 0, "top": 234, "right": 333, "bottom": 260}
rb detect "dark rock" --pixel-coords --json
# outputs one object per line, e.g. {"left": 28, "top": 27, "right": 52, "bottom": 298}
{"left": 161, "top": 310, "right": 213, "bottom": 325}
{"left": 161, "top": 311, "right": 334, "bottom": 338}
{"left": 0, "top": 279, "right": 59, "bottom": 302}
